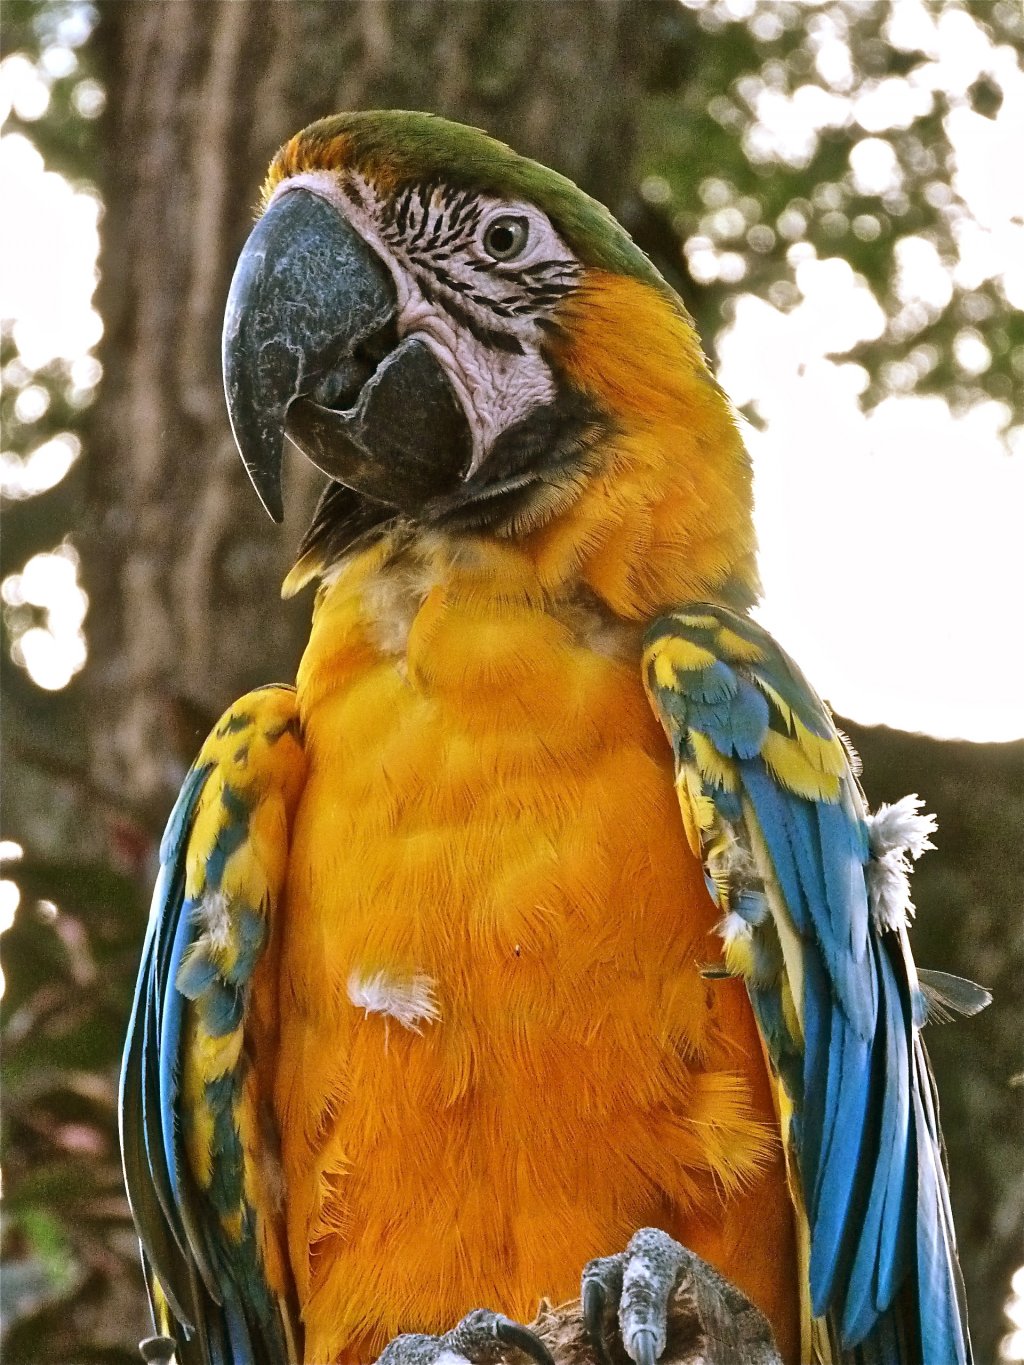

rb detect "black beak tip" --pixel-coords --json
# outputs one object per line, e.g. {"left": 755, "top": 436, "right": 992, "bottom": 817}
{"left": 221, "top": 187, "right": 400, "bottom": 526}
{"left": 255, "top": 480, "right": 285, "bottom": 524}
{"left": 222, "top": 366, "right": 286, "bottom": 522}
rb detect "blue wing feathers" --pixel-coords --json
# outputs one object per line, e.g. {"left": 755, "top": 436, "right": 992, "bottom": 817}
{"left": 124, "top": 1001, "right": 195, "bottom": 1326}
{"left": 796, "top": 947, "right": 830, "bottom": 1198}
{"left": 816, "top": 802, "right": 870, "bottom": 973}
{"left": 746, "top": 753, "right": 967, "bottom": 1362}
{"left": 912, "top": 1033, "right": 969, "bottom": 1365}
{"left": 842, "top": 941, "right": 911, "bottom": 1343}
{"left": 120, "top": 757, "right": 283, "bottom": 1365}
{"left": 698, "top": 671, "right": 767, "bottom": 758}
{"left": 158, "top": 888, "right": 195, "bottom": 1209}
{"left": 809, "top": 1013, "right": 873, "bottom": 1312}
{"left": 691, "top": 659, "right": 737, "bottom": 705}
{"left": 644, "top": 606, "right": 974, "bottom": 1365}
{"left": 873, "top": 943, "right": 914, "bottom": 1310}
{"left": 738, "top": 765, "right": 810, "bottom": 930}
{"left": 123, "top": 766, "right": 212, "bottom": 1324}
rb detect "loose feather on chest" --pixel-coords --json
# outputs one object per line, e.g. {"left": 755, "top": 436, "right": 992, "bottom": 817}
{"left": 288, "top": 563, "right": 718, "bottom": 1050}
{"left": 274, "top": 553, "right": 783, "bottom": 1348}
{"left": 281, "top": 633, "right": 770, "bottom": 1207}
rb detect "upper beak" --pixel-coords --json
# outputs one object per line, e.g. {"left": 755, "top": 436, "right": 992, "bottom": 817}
{"left": 222, "top": 187, "right": 471, "bottom": 522}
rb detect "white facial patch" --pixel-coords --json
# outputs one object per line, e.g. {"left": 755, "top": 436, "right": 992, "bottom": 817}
{"left": 347, "top": 969, "right": 441, "bottom": 1033}
{"left": 395, "top": 288, "right": 555, "bottom": 476}
{"left": 270, "top": 170, "right": 582, "bottom": 477}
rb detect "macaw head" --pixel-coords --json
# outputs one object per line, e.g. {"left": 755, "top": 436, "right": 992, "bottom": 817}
{"left": 224, "top": 111, "right": 757, "bottom": 615}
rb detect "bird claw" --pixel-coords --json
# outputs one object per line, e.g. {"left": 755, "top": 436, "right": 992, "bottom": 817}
{"left": 374, "top": 1232, "right": 780, "bottom": 1365}
{"left": 138, "top": 1337, "right": 177, "bottom": 1365}
{"left": 582, "top": 1229, "right": 681, "bottom": 1365}
{"left": 376, "top": 1308, "right": 555, "bottom": 1365}
{"left": 491, "top": 1313, "right": 557, "bottom": 1365}
{"left": 582, "top": 1254, "right": 623, "bottom": 1365}
{"left": 581, "top": 1228, "right": 781, "bottom": 1365}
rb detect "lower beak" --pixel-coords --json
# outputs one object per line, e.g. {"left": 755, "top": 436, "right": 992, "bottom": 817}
{"left": 222, "top": 187, "right": 471, "bottom": 522}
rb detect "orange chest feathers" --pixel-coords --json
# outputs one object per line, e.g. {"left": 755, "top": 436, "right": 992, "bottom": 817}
{"left": 269, "top": 544, "right": 783, "bottom": 1363}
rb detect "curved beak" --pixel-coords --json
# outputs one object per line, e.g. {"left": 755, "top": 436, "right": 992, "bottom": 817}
{"left": 222, "top": 187, "right": 471, "bottom": 522}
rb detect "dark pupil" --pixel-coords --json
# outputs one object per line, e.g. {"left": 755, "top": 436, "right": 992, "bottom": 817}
{"left": 488, "top": 225, "right": 516, "bottom": 255}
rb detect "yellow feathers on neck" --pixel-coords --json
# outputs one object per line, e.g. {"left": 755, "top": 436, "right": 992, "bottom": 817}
{"left": 285, "top": 270, "right": 759, "bottom": 625}
{"left": 524, "top": 271, "right": 760, "bottom": 618}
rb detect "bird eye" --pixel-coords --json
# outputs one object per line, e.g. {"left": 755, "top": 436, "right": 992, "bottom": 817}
{"left": 482, "top": 215, "right": 530, "bottom": 261}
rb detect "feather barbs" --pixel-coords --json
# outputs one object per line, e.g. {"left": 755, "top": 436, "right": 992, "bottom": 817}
{"left": 645, "top": 604, "right": 973, "bottom": 1361}
{"left": 865, "top": 794, "right": 938, "bottom": 933}
{"left": 347, "top": 970, "right": 442, "bottom": 1034}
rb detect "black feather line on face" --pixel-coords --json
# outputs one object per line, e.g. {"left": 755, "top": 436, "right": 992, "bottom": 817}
{"left": 407, "top": 184, "right": 437, "bottom": 247}
{"left": 435, "top": 287, "right": 525, "bottom": 354}
{"left": 427, "top": 386, "right": 609, "bottom": 535}
{"left": 295, "top": 481, "right": 396, "bottom": 570}
{"left": 439, "top": 192, "right": 480, "bottom": 245}
{"left": 393, "top": 188, "right": 411, "bottom": 235}
{"left": 292, "top": 180, "right": 598, "bottom": 568}
{"left": 344, "top": 175, "right": 366, "bottom": 210}
{"left": 381, "top": 179, "right": 581, "bottom": 336}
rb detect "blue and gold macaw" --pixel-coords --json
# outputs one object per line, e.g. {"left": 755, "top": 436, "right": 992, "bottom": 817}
{"left": 120, "top": 112, "right": 986, "bottom": 1365}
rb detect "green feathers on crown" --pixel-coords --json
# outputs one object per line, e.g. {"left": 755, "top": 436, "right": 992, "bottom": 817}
{"left": 284, "top": 110, "right": 668, "bottom": 293}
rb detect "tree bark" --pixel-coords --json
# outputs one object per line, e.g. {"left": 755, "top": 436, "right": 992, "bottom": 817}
{"left": 83, "top": 0, "right": 682, "bottom": 811}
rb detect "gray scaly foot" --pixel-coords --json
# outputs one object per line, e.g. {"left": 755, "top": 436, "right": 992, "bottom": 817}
{"left": 581, "top": 1228, "right": 781, "bottom": 1365}
{"left": 376, "top": 1308, "right": 556, "bottom": 1365}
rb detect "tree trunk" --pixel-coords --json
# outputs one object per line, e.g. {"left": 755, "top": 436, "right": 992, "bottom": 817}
{"left": 83, "top": 0, "right": 682, "bottom": 812}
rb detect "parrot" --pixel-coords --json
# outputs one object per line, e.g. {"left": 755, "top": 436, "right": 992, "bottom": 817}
{"left": 119, "top": 111, "right": 987, "bottom": 1365}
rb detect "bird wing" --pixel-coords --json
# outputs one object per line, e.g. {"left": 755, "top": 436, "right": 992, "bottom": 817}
{"left": 642, "top": 605, "right": 973, "bottom": 1365}
{"left": 120, "top": 685, "right": 306, "bottom": 1365}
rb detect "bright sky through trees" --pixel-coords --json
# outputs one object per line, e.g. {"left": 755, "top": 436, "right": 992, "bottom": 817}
{"left": 1, "top": 2, "right": 1022, "bottom": 740}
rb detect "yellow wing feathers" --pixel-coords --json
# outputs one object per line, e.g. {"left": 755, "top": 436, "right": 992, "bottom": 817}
{"left": 177, "top": 687, "right": 306, "bottom": 1309}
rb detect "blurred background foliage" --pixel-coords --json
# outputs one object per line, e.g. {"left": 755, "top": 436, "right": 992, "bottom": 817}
{"left": 633, "top": 0, "right": 1024, "bottom": 415}
{"left": 1, "top": 2, "right": 1022, "bottom": 1363}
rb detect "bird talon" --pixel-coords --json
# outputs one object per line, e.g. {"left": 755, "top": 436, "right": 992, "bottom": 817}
{"left": 377, "top": 1309, "right": 554, "bottom": 1365}
{"left": 139, "top": 1337, "right": 177, "bottom": 1365}
{"left": 625, "top": 1327, "right": 658, "bottom": 1365}
{"left": 579, "top": 1229, "right": 782, "bottom": 1365}
{"left": 582, "top": 1253, "right": 625, "bottom": 1365}
{"left": 493, "top": 1315, "right": 556, "bottom": 1365}
{"left": 582, "top": 1277, "right": 615, "bottom": 1365}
